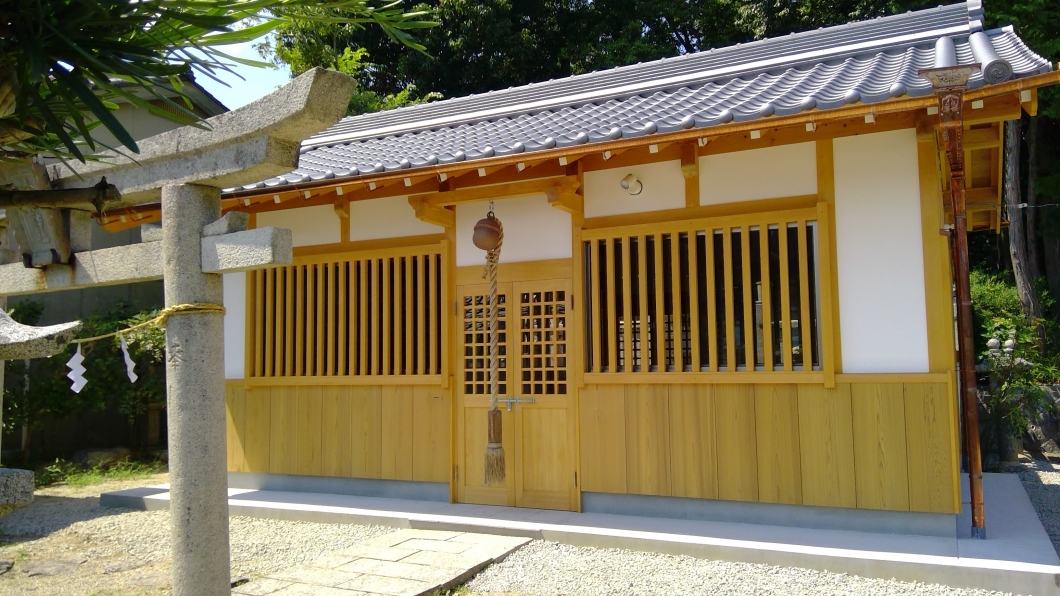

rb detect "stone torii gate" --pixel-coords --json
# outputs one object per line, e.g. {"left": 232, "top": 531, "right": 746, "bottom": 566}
{"left": 0, "top": 68, "right": 355, "bottom": 596}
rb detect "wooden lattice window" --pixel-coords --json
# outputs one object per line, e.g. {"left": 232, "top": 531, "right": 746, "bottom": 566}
{"left": 248, "top": 246, "right": 444, "bottom": 378}
{"left": 583, "top": 210, "right": 824, "bottom": 374}
{"left": 519, "top": 289, "right": 568, "bottom": 395}
{"left": 462, "top": 293, "right": 507, "bottom": 395}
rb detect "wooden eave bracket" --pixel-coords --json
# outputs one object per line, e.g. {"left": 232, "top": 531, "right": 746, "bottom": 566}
{"left": 546, "top": 181, "right": 583, "bottom": 215}
{"left": 334, "top": 197, "right": 349, "bottom": 219}
{"left": 409, "top": 196, "right": 455, "bottom": 228}
{"left": 1020, "top": 88, "right": 1038, "bottom": 116}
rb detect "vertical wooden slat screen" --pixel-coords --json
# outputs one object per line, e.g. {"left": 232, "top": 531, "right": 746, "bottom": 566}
{"left": 651, "top": 235, "right": 664, "bottom": 371}
{"left": 582, "top": 208, "right": 824, "bottom": 375}
{"left": 687, "top": 230, "right": 702, "bottom": 371}
{"left": 249, "top": 245, "right": 445, "bottom": 378}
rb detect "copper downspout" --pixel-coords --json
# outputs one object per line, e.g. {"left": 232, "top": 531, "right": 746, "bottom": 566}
{"left": 921, "top": 61, "right": 986, "bottom": 539}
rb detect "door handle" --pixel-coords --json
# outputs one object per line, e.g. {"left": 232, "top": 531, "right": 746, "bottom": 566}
{"left": 501, "top": 396, "right": 536, "bottom": 411}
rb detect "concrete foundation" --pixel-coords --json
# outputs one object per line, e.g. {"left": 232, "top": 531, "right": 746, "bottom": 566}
{"left": 162, "top": 184, "right": 230, "bottom": 596}
{"left": 228, "top": 472, "right": 449, "bottom": 502}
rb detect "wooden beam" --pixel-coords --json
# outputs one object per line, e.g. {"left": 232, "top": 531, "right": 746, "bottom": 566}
{"left": 412, "top": 175, "right": 580, "bottom": 207}
{"left": 964, "top": 127, "right": 1001, "bottom": 151}
{"left": 581, "top": 144, "right": 681, "bottom": 172}
{"left": 408, "top": 197, "right": 455, "bottom": 228}
{"left": 681, "top": 143, "right": 699, "bottom": 209}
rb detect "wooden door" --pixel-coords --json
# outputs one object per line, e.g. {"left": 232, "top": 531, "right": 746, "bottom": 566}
{"left": 512, "top": 279, "right": 576, "bottom": 510}
{"left": 454, "top": 278, "right": 577, "bottom": 510}
{"left": 455, "top": 282, "right": 514, "bottom": 506}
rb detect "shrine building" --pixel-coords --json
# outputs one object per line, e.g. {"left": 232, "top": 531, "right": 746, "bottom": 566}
{"left": 100, "top": 0, "right": 1057, "bottom": 532}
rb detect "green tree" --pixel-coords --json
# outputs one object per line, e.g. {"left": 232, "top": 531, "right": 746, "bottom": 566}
{"left": 266, "top": 0, "right": 752, "bottom": 102}
{"left": 0, "top": 0, "right": 435, "bottom": 163}
{"left": 3, "top": 302, "right": 169, "bottom": 461}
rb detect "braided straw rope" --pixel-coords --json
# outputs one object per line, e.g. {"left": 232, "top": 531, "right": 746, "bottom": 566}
{"left": 484, "top": 225, "right": 503, "bottom": 412}
{"left": 73, "top": 303, "right": 227, "bottom": 344}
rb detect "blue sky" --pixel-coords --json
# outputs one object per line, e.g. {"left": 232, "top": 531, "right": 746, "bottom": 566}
{"left": 196, "top": 36, "right": 291, "bottom": 110}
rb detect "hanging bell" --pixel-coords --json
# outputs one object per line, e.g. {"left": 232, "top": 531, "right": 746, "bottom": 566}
{"left": 472, "top": 212, "right": 502, "bottom": 251}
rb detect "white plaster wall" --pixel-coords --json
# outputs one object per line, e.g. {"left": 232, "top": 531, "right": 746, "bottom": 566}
{"left": 456, "top": 194, "right": 571, "bottom": 266}
{"left": 257, "top": 204, "right": 340, "bottom": 246}
{"left": 833, "top": 129, "right": 929, "bottom": 373}
{"left": 349, "top": 195, "right": 444, "bottom": 241}
{"left": 223, "top": 272, "right": 245, "bottom": 379}
{"left": 700, "top": 142, "right": 817, "bottom": 204}
{"left": 584, "top": 159, "right": 685, "bottom": 217}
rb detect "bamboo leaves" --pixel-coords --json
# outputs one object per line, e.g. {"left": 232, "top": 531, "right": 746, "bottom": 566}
{"left": 0, "top": 0, "right": 437, "bottom": 163}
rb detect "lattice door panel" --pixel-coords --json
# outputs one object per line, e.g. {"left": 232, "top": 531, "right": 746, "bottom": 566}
{"left": 456, "top": 282, "right": 515, "bottom": 507}
{"left": 517, "top": 289, "right": 569, "bottom": 397}
{"left": 462, "top": 292, "right": 508, "bottom": 397}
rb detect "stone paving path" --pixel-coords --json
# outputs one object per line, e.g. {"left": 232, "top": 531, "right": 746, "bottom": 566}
{"left": 233, "top": 529, "right": 530, "bottom": 596}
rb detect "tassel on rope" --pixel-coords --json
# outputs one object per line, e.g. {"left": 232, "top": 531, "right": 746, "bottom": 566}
{"left": 473, "top": 203, "right": 505, "bottom": 487}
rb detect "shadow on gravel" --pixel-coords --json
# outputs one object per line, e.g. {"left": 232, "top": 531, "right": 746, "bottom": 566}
{"left": 0, "top": 495, "right": 134, "bottom": 541}
{"left": 1010, "top": 462, "right": 1060, "bottom": 556}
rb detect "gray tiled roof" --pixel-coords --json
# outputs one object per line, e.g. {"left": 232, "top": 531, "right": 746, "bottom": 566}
{"left": 230, "top": 0, "right": 1050, "bottom": 193}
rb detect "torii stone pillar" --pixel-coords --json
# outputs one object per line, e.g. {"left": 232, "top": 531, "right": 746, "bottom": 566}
{"left": 0, "top": 67, "right": 356, "bottom": 595}
{"left": 162, "top": 184, "right": 229, "bottom": 593}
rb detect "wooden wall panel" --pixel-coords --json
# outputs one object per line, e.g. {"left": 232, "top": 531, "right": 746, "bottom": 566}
{"left": 851, "top": 382, "right": 910, "bottom": 511}
{"left": 754, "top": 384, "right": 802, "bottom": 505}
{"left": 413, "top": 386, "right": 451, "bottom": 483}
{"left": 714, "top": 384, "right": 758, "bottom": 502}
{"left": 269, "top": 387, "right": 298, "bottom": 475}
{"left": 905, "top": 382, "right": 959, "bottom": 513}
{"left": 668, "top": 384, "right": 718, "bottom": 499}
{"left": 624, "top": 384, "right": 671, "bottom": 496}
{"left": 243, "top": 387, "right": 271, "bottom": 472}
{"left": 226, "top": 383, "right": 246, "bottom": 473}
{"left": 381, "top": 386, "right": 415, "bottom": 480}
{"left": 321, "top": 386, "right": 353, "bottom": 478}
{"left": 226, "top": 375, "right": 956, "bottom": 516}
{"left": 797, "top": 384, "right": 856, "bottom": 508}
{"left": 350, "top": 386, "right": 382, "bottom": 478}
{"left": 295, "top": 386, "right": 323, "bottom": 476}
{"left": 578, "top": 385, "right": 627, "bottom": 493}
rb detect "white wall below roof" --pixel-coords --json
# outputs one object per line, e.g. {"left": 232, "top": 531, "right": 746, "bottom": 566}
{"left": 223, "top": 272, "right": 245, "bottom": 380}
{"left": 700, "top": 142, "right": 817, "bottom": 205}
{"left": 456, "top": 194, "right": 572, "bottom": 266}
{"left": 833, "top": 129, "right": 929, "bottom": 373}
{"left": 349, "top": 195, "right": 444, "bottom": 241}
{"left": 584, "top": 159, "right": 685, "bottom": 217}
{"left": 257, "top": 205, "right": 340, "bottom": 246}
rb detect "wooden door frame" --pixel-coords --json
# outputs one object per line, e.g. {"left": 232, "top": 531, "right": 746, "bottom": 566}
{"left": 450, "top": 258, "right": 580, "bottom": 510}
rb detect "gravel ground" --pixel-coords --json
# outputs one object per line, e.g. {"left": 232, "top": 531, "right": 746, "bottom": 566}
{"left": 1008, "top": 459, "right": 1060, "bottom": 554}
{"left": 465, "top": 540, "right": 1008, "bottom": 596}
{"left": 0, "top": 474, "right": 395, "bottom": 595}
